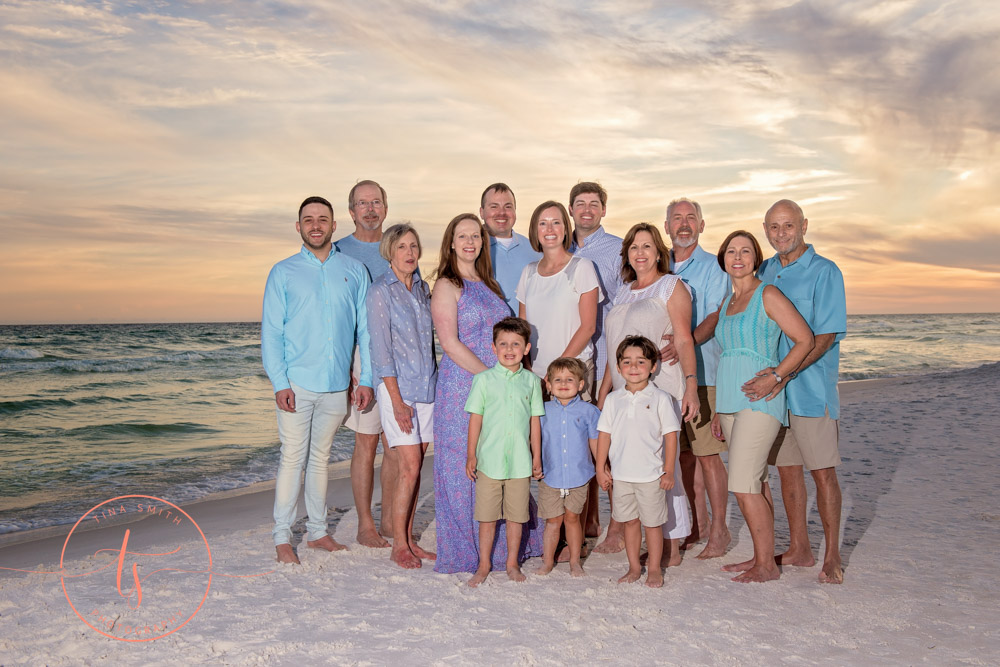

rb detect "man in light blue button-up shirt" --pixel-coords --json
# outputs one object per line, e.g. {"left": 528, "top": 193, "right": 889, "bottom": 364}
{"left": 262, "top": 195, "right": 372, "bottom": 564}
{"left": 480, "top": 183, "right": 541, "bottom": 314}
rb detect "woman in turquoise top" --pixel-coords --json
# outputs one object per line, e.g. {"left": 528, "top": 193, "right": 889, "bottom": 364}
{"left": 710, "top": 231, "right": 813, "bottom": 584}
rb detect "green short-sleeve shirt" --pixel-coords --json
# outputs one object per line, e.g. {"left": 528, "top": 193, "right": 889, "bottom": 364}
{"left": 465, "top": 363, "right": 545, "bottom": 479}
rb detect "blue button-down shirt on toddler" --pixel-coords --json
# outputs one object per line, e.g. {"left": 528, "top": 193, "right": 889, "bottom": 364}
{"left": 540, "top": 396, "right": 601, "bottom": 490}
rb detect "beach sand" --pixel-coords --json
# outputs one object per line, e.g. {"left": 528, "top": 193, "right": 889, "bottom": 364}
{"left": 2, "top": 364, "right": 999, "bottom": 665}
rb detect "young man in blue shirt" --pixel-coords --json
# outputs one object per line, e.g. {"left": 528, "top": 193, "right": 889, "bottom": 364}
{"left": 262, "top": 195, "right": 373, "bottom": 564}
{"left": 480, "top": 183, "right": 541, "bottom": 314}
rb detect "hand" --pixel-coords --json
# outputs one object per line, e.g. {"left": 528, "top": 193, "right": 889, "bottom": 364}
{"left": 711, "top": 413, "right": 725, "bottom": 441}
{"left": 275, "top": 388, "right": 296, "bottom": 413}
{"left": 355, "top": 386, "right": 374, "bottom": 411}
{"left": 680, "top": 387, "right": 700, "bottom": 422}
{"left": 596, "top": 469, "right": 612, "bottom": 492}
{"left": 741, "top": 368, "right": 781, "bottom": 402}
{"left": 393, "top": 401, "right": 414, "bottom": 434}
{"left": 532, "top": 460, "right": 543, "bottom": 480}
{"left": 659, "top": 333, "right": 680, "bottom": 366}
{"left": 659, "top": 471, "right": 675, "bottom": 491}
{"left": 465, "top": 456, "right": 478, "bottom": 481}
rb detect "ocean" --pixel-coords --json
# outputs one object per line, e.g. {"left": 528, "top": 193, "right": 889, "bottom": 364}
{"left": 1, "top": 313, "right": 998, "bottom": 536}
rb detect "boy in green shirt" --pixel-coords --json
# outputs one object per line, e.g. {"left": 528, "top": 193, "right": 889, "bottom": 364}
{"left": 465, "top": 317, "right": 545, "bottom": 587}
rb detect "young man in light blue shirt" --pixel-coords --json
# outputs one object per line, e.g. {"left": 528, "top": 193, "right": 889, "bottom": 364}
{"left": 747, "top": 199, "right": 847, "bottom": 584}
{"left": 262, "top": 195, "right": 373, "bottom": 564}
{"left": 335, "top": 180, "right": 396, "bottom": 549}
{"left": 480, "top": 183, "right": 541, "bottom": 314}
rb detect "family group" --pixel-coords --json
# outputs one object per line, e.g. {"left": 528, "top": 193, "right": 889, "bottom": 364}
{"left": 260, "top": 179, "right": 846, "bottom": 587}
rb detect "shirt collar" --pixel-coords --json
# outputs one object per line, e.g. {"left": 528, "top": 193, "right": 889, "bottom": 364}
{"left": 572, "top": 226, "right": 607, "bottom": 251}
{"left": 769, "top": 244, "right": 816, "bottom": 270}
{"left": 624, "top": 382, "right": 655, "bottom": 398}
{"left": 299, "top": 244, "right": 338, "bottom": 265}
{"left": 551, "top": 395, "right": 581, "bottom": 410}
{"left": 492, "top": 362, "right": 525, "bottom": 377}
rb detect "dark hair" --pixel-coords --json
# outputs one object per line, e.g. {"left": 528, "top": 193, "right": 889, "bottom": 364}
{"left": 433, "top": 213, "right": 504, "bottom": 298}
{"left": 615, "top": 335, "right": 658, "bottom": 365}
{"left": 717, "top": 230, "right": 763, "bottom": 272}
{"left": 493, "top": 316, "right": 531, "bottom": 345}
{"left": 528, "top": 201, "right": 573, "bottom": 252}
{"left": 348, "top": 180, "right": 387, "bottom": 211}
{"left": 620, "top": 223, "right": 671, "bottom": 283}
{"left": 298, "top": 196, "right": 333, "bottom": 219}
{"left": 569, "top": 181, "right": 607, "bottom": 208}
{"left": 546, "top": 356, "right": 588, "bottom": 382}
{"left": 480, "top": 183, "right": 516, "bottom": 209}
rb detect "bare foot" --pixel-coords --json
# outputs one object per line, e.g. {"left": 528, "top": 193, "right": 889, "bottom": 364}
{"left": 695, "top": 527, "right": 732, "bottom": 560}
{"left": 390, "top": 547, "right": 421, "bottom": 569}
{"left": 356, "top": 527, "right": 390, "bottom": 548}
{"left": 556, "top": 545, "right": 570, "bottom": 563}
{"left": 645, "top": 570, "right": 664, "bottom": 588}
{"left": 617, "top": 568, "right": 642, "bottom": 584}
{"left": 467, "top": 567, "right": 490, "bottom": 587}
{"left": 535, "top": 561, "right": 555, "bottom": 575}
{"left": 507, "top": 565, "right": 526, "bottom": 583}
{"left": 411, "top": 544, "right": 436, "bottom": 561}
{"left": 721, "top": 557, "right": 755, "bottom": 573}
{"left": 593, "top": 531, "right": 625, "bottom": 554}
{"left": 731, "top": 563, "right": 780, "bottom": 583}
{"left": 380, "top": 523, "right": 393, "bottom": 539}
{"left": 569, "top": 562, "right": 586, "bottom": 577}
{"left": 775, "top": 548, "right": 815, "bottom": 568}
{"left": 679, "top": 522, "right": 708, "bottom": 550}
{"left": 665, "top": 552, "right": 682, "bottom": 568}
{"left": 275, "top": 544, "right": 300, "bottom": 564}
{"left": 819, "top": 558, "right": 844, "bottom": 584}
{"left": 308, "top": 535, "right": 348, "bottom": 552}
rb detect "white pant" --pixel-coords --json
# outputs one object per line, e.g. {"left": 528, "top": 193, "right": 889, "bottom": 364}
{"left": 272, "top": 382, "right": 348, "bottom": 545}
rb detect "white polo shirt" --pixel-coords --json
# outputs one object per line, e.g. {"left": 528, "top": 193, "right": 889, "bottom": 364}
{"left": 597, "top": 384, "right": 680, "bottom": 483}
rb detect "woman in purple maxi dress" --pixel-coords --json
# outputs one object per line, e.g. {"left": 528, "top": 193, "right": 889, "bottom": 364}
{"left": 431, "top": 214, "right": 544, "bottom": 573}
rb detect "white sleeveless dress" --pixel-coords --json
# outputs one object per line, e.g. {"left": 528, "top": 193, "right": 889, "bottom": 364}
{"left": 605, "top": 274, "right": 693, "bottom": 540}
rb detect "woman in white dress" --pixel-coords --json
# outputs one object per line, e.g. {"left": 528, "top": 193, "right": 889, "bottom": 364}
{"left": 595, "top": 223, "right": 700, "bottom": 565}
{"left": 516, "top": 201, "right": 601, "bottom": 396}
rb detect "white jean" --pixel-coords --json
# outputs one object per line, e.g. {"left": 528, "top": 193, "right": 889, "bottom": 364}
{"left": 272, "top": 381, "right": 348, "bottom": 545}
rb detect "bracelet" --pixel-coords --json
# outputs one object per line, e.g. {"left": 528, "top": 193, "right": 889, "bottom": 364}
{"left": 684, "top": 374, "right": 696, "bottom": 380}
{"left": 770, "top": 370, "right": 782, "bottom": 383}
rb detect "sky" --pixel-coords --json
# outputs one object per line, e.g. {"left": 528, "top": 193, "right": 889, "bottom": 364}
{"left": 1, "top": 0, "right": 998, "bottom": 324}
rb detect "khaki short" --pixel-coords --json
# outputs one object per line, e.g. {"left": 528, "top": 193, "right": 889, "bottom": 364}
{"left": 611, "top": 479, "right": 668, "bottom": 527}
{"left": 719, "top": 409, "right": 782, "bottom": 494}
{"left": 537, "top": 479, "right": 589, "bottom": 519}
{"left": 342, "top": 347, "right": 382, "bottom": 435}
{"left": 769, "top": 410, "right": 841, "bottom": 471}
{"left": 680, "top": 386, "right": 727, "bottom": 456}
{"left": 474, "top": 473, "right": 530, "bottom": 523}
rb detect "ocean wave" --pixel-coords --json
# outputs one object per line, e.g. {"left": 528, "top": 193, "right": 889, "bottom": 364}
{"left": 0, "top": 347, "right": 44, "bottom": 360}
{"left": 62, "top": 422, "right": 221, "bottom": 439}
{"left": 0, "top": 397, "right": 76, "bottom": 415}
{"left": 0, "top": 345, "right": 261, "bottom": 375}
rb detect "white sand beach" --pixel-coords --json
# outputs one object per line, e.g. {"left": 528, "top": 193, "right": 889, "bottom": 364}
{"left": 2, "top": 364, "right": 999, "bottom": 665}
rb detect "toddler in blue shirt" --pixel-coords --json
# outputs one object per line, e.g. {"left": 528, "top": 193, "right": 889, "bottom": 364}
{"left": 535, "top": 357, "right": 601, "bottom": 577}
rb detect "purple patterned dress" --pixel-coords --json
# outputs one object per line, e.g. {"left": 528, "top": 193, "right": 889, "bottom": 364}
{"left": 433, "top": 280, "right": 544, "bottom": 573}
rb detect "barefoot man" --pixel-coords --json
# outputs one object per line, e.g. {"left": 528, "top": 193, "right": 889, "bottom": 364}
{"left": 262, "top": 196, "right": 374, "bottom": 563}
{"left": 659, "top": 198, "right": 732, "bottom": 560}
{"left": 746, "top": 199, "right": 847, "bottom": 584}
{"left": 336, "top": 180, "right": 397, "bottom": 547}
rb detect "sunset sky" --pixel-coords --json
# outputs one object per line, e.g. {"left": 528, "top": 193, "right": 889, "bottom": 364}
{"left": 1, "top": 0, "right": 998, "bottom": 324}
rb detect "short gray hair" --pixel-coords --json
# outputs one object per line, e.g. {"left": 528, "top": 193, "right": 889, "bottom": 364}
{"left": 665, "top": 197, "right": 703, "bottom": 221}
{"left": 379, "top": 223, "right": 421, "bottom": 262}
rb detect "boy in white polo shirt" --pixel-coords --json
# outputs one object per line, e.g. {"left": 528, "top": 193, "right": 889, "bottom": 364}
{"left": 596, "top": 335, "right": 680, "bottom": 588}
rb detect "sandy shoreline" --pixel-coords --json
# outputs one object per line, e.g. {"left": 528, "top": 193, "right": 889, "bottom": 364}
{"left": 2, "top": 366, "right": 998, "bottom": 664}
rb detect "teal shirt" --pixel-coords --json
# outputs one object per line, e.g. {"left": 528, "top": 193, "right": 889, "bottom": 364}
{"left": 715, "top": 283, "right": 788, "bottom": 426}
{"left": 464, "top": 363, "right": 545, "bottom": 479}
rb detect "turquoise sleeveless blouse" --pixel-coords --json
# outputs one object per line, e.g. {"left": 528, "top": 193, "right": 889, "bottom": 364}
{"left": 715, "top": 283, "right": 787, "bottom": 425}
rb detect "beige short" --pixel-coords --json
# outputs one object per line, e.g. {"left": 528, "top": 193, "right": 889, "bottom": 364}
{"left": 342, "top": 347, "right": 382, "bottom": 435}
{"left": 680, "top": 386, "right": 727, "bottom": 456}
{"left": 768, "top": 410, "right": 841, "bottom": 470}
{"left": 720, "top": 409, "right": 782, "bottom": 494}
{"left": 580, "top": 357, "right": 595, "bottom": 403}
{"left": 611, "top": 478, "right": 668, "bottom": 527}
{"left": 537, "top": 479, "right": 589, "bottom": 519}
{"left": 474, "top": 473, "right": 530, "bottom": 523}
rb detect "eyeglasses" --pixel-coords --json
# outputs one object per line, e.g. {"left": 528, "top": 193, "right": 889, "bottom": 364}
{"left": 353, "top": 199, "right": 384, "bottom": 210}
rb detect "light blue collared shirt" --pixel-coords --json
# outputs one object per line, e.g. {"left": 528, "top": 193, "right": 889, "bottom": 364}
{"left": 758, "top": 245, "right": 847, "bottom": 419}
{"left": 571, "top": 226, "right": 624, "bottom": 388}
{"left": 489, "top": 231, "right": 540, "bottom": 314}
{"left": 261, "top": 245, "right": 372, "bottom": 393}
{"left": 366, "top": 270, "right": 437, "bottom": 404}
{"left": 670, "top": 245, "right": 731, "bottom": 386}
{"left": 540, "top": 396, "right": 600, "bottom": 489}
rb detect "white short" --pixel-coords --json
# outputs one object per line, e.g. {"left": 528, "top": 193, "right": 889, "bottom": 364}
{"left": 342, "top": 346, "right": 382, "bottom": 435}
{"left": 376, "top": 382, "right": 434, "bottom": 448}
